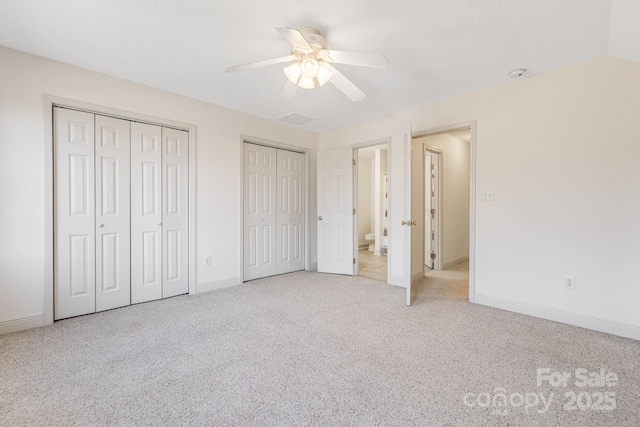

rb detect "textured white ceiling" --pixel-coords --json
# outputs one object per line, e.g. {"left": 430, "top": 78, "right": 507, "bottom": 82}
{"left": 0, "top": 0, "right": 637, "bottom": 131}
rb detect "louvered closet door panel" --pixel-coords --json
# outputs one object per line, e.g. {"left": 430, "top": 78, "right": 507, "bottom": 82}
{"left": 131, "top": 122, "right": 163, "bottom": 304}
{"left": 95, "top": 115, "right": 131, "bottom": 312}
{"left": 162, "top": 127, "right": 189, "bottom": 298}
{"left": 243, "top": 143, "right": 277, "bottom": 280}
{"left": 290, "top": 151, "right": 306, "bottom": 271}
{"left": 54, "top": 107, "right": 96, "bottom": 320}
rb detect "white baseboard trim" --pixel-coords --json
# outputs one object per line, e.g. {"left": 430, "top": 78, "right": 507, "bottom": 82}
{"left": 443, "top": 255, "right": 469, "bottom": 270}
{"left": 309, "top": 261, "right": 318, "bottom": 271}
{"left": 0, "top": 315, "right": 44, "bottom": 335}
{"left": 358, "top": 243, "right": 368, "bottom": 250}
{"left": 475, "top": 294, "right": 640, "bottom": 341}
{"left": 197, "top": 277, "right": 241, "bottom": 294}
{"left": 412, "top": 271, "right": 424, "bottom": 282}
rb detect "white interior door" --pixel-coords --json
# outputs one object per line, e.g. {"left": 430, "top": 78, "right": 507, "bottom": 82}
{"left": 131, "top": 122, "right": 163, "bottom": 304}
{"left": 276, "top": 149, "right": 306, "bottom": 274}
{"left": 95, "top": 115, "right": 131, "bottom": 312}
{"left": 243, "top": 143, "right": 277, "bottom": 280}
{"left": 54, "top": 107, "right": 96, "bottom": 320}
{"left": 403, "top": 124, "right": 413, "bottom": 305}
{"left": 162, "top": 127, "right": 189, "bottom": 298}
{"left": 317, "top": 148, "right": 354, "bottom": 275}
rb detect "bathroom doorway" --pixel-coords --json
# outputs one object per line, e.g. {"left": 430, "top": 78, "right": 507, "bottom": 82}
{"left": 355, "top": 143, "right": 389, "bottom": 282}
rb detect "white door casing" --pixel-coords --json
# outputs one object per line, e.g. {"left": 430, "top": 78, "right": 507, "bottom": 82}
{"left": 95, "top": 115, "right": 131, "bottom": 312}
{"left": 162, "top": 127, "right": 189, "bottom": 298}
{"left": 131, "top": 122, "right": 163, "bottom": 303}
{"left": 317, "top": 148, "right": 354, "bottom": 275}
{"left": 243, "top": 143, "right": 277, "bottom": 280}
{"left": 424, "top": 152, "right": 433, "bottom": 269}
{"left": 54, "top": 108, "right": 96, "bottom": 319}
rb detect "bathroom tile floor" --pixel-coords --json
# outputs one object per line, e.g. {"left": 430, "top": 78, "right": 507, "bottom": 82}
{"left": 358, "top": 248, "right": 387, "bottom": 282}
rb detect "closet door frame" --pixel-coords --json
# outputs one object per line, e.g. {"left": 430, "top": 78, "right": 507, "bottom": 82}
{"left": 240, "top": 136, "right": 310, "bottom": 283}
{"left": 43, "top": 96, "right": 196, "bottom": 326}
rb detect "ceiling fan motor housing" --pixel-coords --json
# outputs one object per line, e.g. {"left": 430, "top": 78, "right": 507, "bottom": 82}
{"left": 299, "top": 28, "right": 326, "bottom": 51}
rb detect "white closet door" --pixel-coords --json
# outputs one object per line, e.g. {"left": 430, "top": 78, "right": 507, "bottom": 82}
{"left": 276, "top": 149, "right": 305, "bottom": 274}
{"left": 290, "top": 151, "right": 306, "bottom": 272}
{"left": 54, "top": 107, "right": 96, "bottom": 320}
{"left": 243, "top": 143, "right": 277, "bottom": 280}
{"left": 131, "top": 122, "right": 163, "bottom": 304}
{"left": 162, "top": 127, "right": 189, "bottom": 298}
{"left": 276, "top": 150, "right": 293, "bottom": 274}
{"left": 95, "top": 115, "right": 131, "bottom": 312}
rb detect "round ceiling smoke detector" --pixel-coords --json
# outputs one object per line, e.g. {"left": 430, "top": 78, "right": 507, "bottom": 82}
{"left": 508, "top": 69, "right": 527, "bottom": 79}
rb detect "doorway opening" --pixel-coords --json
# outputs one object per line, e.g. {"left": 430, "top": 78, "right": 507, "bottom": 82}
{"left": 355, "top": 143, "right": 389, "bottom": 282}
{"left": 411, "top": 128, "right": 471, "bottom": 283}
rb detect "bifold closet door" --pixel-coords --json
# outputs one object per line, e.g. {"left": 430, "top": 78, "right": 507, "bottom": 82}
{"left": 54, "top": 108, "right": 96, "bottom": 319}
{"left": 131, "top": 122, "right": 163, "bottom": 303}
{"left": 161, "top": 127, "right": 189, "bottom": 298}
{"left": 276, "top": 149, "right": 306, "bottom": 274}
{"left": 243, "top": 143, "right": 277, "bottom": 280}
{"left": 54, "top": 109, "right": 131, "bottom": 319}
{"left": 95, "top": 115, "right": 131, "bottom": 312}
{"left": 131, "top": 123, "right": 189, "bottom": 303}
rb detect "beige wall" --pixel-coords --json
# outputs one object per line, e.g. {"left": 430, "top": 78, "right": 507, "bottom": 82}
{"left": 321, "top": 56, "right": 640, "bottom": 336}
{"left": 0, "top": 46, "right": 319, "bottom": 328}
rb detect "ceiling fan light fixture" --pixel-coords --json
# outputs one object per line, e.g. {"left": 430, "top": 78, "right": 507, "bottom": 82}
{"left": 298, "top": 75, "right": 316, "bottom": 89}
{"left": 300, "top": 54, "right": 319, "bottom": 79}
{"left": 316, "top": 61, "right": 333, "bottom": 86}
{"left": 284, "top": 62, "right": 302, "bottom": 84}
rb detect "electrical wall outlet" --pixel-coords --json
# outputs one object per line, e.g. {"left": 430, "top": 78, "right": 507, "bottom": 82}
{"left": 564, "top": 276, "right": 575, "bottom": 290}
{"left": 205, "top": 256, "right": 212, "bottom": 267}
{"left": 482, "top": 190, "right": 495, "bottom": 201}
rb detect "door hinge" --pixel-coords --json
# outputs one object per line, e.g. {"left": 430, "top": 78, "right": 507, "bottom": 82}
{"left": 431, "top": 164, "right": 435, "bottom": 170}
{"left": 352, "top": 159, "right": 356, "bottom": 166}
{"left": 431, "top": 252, "right": 436, "bottom": 260}
{"left": 353, "top": 257, "right": 356, "bottom": 264}
{"left": 431, "top": 208, "right": 436, "bottom": 216}
{"left": 353, "top": 208, "right": 356, "bottom": 215}
{"left": 431, "top": 231, "right": 435, "bottom": 241}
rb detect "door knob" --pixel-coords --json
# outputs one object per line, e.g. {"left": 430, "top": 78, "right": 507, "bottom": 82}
{"left": 412, "top": 220, "right": 417, "bottom": 226}
{"left": 157, "top": 222, "right": 162, "bottom": 226}
{"left": 260, "top": 218, "right": 264, "bottom": 222}
{"left": 289, "top": 217, "right": 292, "bottom": 221}
{"left": 97, "top": 223, "right": 104, "bottom": 228}
{"left": 318, "top": 216, "right": 323, "bottom": 220}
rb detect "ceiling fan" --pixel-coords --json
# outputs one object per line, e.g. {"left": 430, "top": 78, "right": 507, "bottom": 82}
{"left": 225, "top": 27, "right": 388, "bottom": 103}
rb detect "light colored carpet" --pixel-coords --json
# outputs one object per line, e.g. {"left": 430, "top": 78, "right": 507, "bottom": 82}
{"left": 1, "top": 266, "right": 639, "bottom": 426}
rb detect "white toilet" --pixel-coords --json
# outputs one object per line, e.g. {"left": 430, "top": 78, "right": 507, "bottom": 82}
{"left": 365, "top": 233, "right": 375, "bottom": 252}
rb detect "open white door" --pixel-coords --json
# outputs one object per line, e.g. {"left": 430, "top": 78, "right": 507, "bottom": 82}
{"left": 317, "top": 148, "right": 354, "bottom": 275}
{"left": 404, "top": 124, "right": 413, "bottom": 305}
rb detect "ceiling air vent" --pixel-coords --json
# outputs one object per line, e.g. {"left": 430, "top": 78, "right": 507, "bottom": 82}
{"left": 277, "top": 113, "right": 315, "bottom": 126}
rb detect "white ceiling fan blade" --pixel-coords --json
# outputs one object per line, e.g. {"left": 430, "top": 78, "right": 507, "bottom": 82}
{"left": 319, "top": 50, "right": 388, "bottom": 69}
{"left": 325, "top": 64, "right": 366, "bottom": 102}
{"left": 275, "top": 27, "right": 312, "bottom": 50}
{"left": 226, "top": 55, "right": 296, "bottom": 73}
{"left": 279, "top": 80, "right": 298, "bottom": 103}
